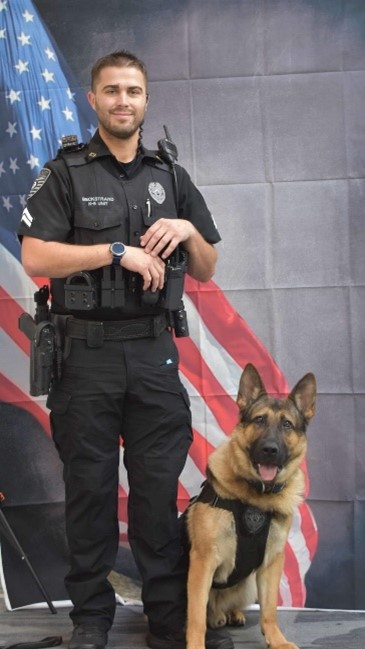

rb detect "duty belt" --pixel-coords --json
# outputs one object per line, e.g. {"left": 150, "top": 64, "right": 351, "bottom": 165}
{"left": 64, "top": 313, "right": 168, "bottom": 347}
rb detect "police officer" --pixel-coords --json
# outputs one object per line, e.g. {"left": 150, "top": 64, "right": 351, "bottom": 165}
{"left": 19, "top": 51, "right": 233, "bottom": 649}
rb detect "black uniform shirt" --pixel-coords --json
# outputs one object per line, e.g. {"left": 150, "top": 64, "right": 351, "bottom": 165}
{"left": 18, "top": 130, "right": 221, "bottom": 319}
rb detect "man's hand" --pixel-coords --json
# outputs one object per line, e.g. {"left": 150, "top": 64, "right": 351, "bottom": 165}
{"left": 139, "top": 217, "right": 217, "bottom": 282}
{"left": 140, "top": 218, "right": 195, "bottom": 259}
{"left": 121, "top": 246, "right": 166, "bottom": 291}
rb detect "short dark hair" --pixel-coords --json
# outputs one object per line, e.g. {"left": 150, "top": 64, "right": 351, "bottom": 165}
{"left": 90, "top": 50, "right": 148, "bottom": 91}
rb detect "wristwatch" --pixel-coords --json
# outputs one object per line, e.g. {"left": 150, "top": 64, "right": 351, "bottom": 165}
{"left": 109, "top": 241, "right": 126, "bottom": 267}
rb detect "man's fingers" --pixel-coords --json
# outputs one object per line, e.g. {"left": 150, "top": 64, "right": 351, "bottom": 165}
{"left": 142, "top": 262, "right": 165, "bottom": 292}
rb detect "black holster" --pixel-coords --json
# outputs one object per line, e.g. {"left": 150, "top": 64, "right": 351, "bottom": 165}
{"left": 18, "top": 314, "right": 57, "bottom": 396}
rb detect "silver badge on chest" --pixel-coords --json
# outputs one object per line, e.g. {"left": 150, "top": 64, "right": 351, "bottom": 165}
{"left": 148, "top": 182, "right": 166, "bottom": 205}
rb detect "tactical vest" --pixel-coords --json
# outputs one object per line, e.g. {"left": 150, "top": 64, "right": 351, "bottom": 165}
{"left": 50, "top": 147, "right": 178, "bottom": 319}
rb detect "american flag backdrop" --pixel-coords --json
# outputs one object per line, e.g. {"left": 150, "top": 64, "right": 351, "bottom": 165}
{"left": 0, "top": 0, "right": 317, "bottom": 608}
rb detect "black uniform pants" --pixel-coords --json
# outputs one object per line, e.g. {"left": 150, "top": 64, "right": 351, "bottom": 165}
{"left": 46, "top": 329, "right": 192, "bottom": 635}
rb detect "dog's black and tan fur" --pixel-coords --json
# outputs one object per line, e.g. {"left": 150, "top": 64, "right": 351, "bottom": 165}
{"left": 185, "top": 363, "right": 316, "bottom": 649}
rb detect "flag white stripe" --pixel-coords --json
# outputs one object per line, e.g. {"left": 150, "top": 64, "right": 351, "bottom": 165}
{"left": 1, "top": 245, "right": 39, "bottom": 315}
{"left": 179, "top": 453, "right": 205, "bottom": 497}
{"left": 288, "top": 507, "right": 312, "bottom": 579}
{"left": 184, "top": 293, "right": 242, "bottom": 397}
{"left": 279, "top": 570, "right": 293, "bottom": 607}
{"left": 179, "top": 373, "right": 232, "bottom": 447}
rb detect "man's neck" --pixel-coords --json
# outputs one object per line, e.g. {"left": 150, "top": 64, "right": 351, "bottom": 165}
{"left": 98, "top": 127, "right": 139, "bottom": 163}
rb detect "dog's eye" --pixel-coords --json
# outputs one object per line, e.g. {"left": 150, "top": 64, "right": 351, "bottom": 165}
{"left": 253, "top": 415, "right": 265, "bottom": 425}
{"left": 283, "top": 419, "right": 293, "bottom": 430}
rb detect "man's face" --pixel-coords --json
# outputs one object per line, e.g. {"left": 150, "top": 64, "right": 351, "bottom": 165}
{"left": 87, "top": 65, "right": 148, "bottom": 140}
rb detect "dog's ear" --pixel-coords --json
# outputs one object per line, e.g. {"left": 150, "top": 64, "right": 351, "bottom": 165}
{"left": 289, "top": 373, "right": 317, "bottom": 422}
{"left": 237, "top": 363, "right": 267, "bottom": 411}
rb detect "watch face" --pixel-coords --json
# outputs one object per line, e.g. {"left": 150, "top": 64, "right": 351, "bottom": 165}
{"left": 111, "top": 242, "right": 125, "bottom": 257}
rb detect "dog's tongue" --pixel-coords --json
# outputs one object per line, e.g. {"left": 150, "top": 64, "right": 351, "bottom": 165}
{"left": 258, "top": 464, "right": 278, "bottom": 482}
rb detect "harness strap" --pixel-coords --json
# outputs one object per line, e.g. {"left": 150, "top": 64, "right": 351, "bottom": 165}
{"left": 193, "top": 480, "right": 273, "bottom": 589}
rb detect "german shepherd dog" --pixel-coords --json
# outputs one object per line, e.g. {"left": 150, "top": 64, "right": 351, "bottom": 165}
{"left": 185, "top": 363, "right": 316, "bottom": 649}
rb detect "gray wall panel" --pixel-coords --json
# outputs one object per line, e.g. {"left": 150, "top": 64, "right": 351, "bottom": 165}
{"left": 354, "top": 501, "right": 365, "bottom": 608}
{"left": 351, "top": 286, "right": 365, "bottom": 393}
{"left": 348, "top": 180, "right": 365, "bottom": 285}
{"left": 307, "top": 395, "right": 355, "bottom": 501}
{"left": 189, "top": 0, "right": 264, "bottom": 78}
{"left": 344, "top": 71, "right": 365, "bottom": 177}
{"left": 264, "top": 0, "right": 344, "bottom": 74}
{"left": 272, "top": 288, "right": 352, "bottom": 394}
{"left": 263, "top": 73, "right": 347, "bottom": 181}
{"left": 202, "top": 184, "right": 269, "bottom": 290}
{"left": 343, "top": 0, "right": 365, "bottom": 70}
{"left": 355, "top": 396, "right": 365, "bottom": 500}
{"left": 305, "top": 500, "right": 354, "bottom": 609}
{"left": 192, "top": 77, "right": 265, "bottom": 184}
{"left": 272, "top": 181, "right": 350, "bottom": 288}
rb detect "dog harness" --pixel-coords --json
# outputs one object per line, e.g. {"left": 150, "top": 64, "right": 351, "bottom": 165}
{"left": 191, "top": 480, "right": 273, "bottom": 589}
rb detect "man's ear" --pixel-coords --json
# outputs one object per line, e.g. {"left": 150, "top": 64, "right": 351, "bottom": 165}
{"left": 87, "top": 90, "right": 96, "bottom": 111}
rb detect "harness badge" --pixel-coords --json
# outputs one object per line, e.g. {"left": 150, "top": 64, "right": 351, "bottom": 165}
{"left": 243, "top": 506, "right": 267, "bottom": 534}
{"left": 148, "top": 182, "right": 166, "bottom": 205}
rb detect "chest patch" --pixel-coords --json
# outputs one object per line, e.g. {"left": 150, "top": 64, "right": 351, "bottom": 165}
{"left": 148, "top": 181, "right": 166, "bottom": 205}
{"left": 243, "top": 506, "right": 268, "bottom": 534}
{"left": 28, "top": 168, "right": 51, "bottom": 199}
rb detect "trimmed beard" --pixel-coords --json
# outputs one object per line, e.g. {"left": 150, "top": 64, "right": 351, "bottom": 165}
{"left": 99, "top": 116, "right": 144, "bottom": 141}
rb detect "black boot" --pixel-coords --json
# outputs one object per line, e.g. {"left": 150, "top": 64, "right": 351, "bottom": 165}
{"left": 146, "top": 627, "right": 234, "bottom": 649}
{"left": 68, "top": 625, "right": 108, "bottom": 649}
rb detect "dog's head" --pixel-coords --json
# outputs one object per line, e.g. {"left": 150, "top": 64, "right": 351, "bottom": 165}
{"left": 233, "top": 363, "right": 316, "bottom": 488}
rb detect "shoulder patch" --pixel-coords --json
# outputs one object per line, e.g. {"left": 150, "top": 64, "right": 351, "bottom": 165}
{"left": 28, "top": 168, "right": 51, "bottom": 199}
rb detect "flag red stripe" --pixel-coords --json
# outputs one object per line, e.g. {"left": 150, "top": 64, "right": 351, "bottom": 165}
{"left": 117, "top": 484, "right": 129, "bottom": 528}
{"left": 299, "top": 503, "right": 318, "bottom": 561}
{"left": 185, "top": 277, "right": 289, "bottom": 395}
{"left": 178, "top": 335, "right": 238, "bottom": 434}
{"left": 189, "top": 427, "right": 215, "bottom": 475}
{"left": 177, "top": 481, "right": 191, "bottom": 506}
{"left": 283, "top": 542, "right": 305, "bottom": 606}
{"left": 0, "top": 287, "right": 30, "bottom": 355}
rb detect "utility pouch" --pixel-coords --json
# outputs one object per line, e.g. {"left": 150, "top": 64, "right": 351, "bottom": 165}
{"left": 162, "top": 261, "right": 186, "bottom": 311}
{"left": 64, "top": 272, "right": 97, "bottom": 310}
{"left": 18, "top": 313, "right": 56, "bottom": 396}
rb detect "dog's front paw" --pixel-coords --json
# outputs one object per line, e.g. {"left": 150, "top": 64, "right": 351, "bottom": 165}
{"left": 265, "top": 641, "right": 300, "bottom": 649}
{"left": 226, "top": 609, "right": 246, "bottom": 627}
{"left": 262, "top": 626, "right": 300, "bottom": 649}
